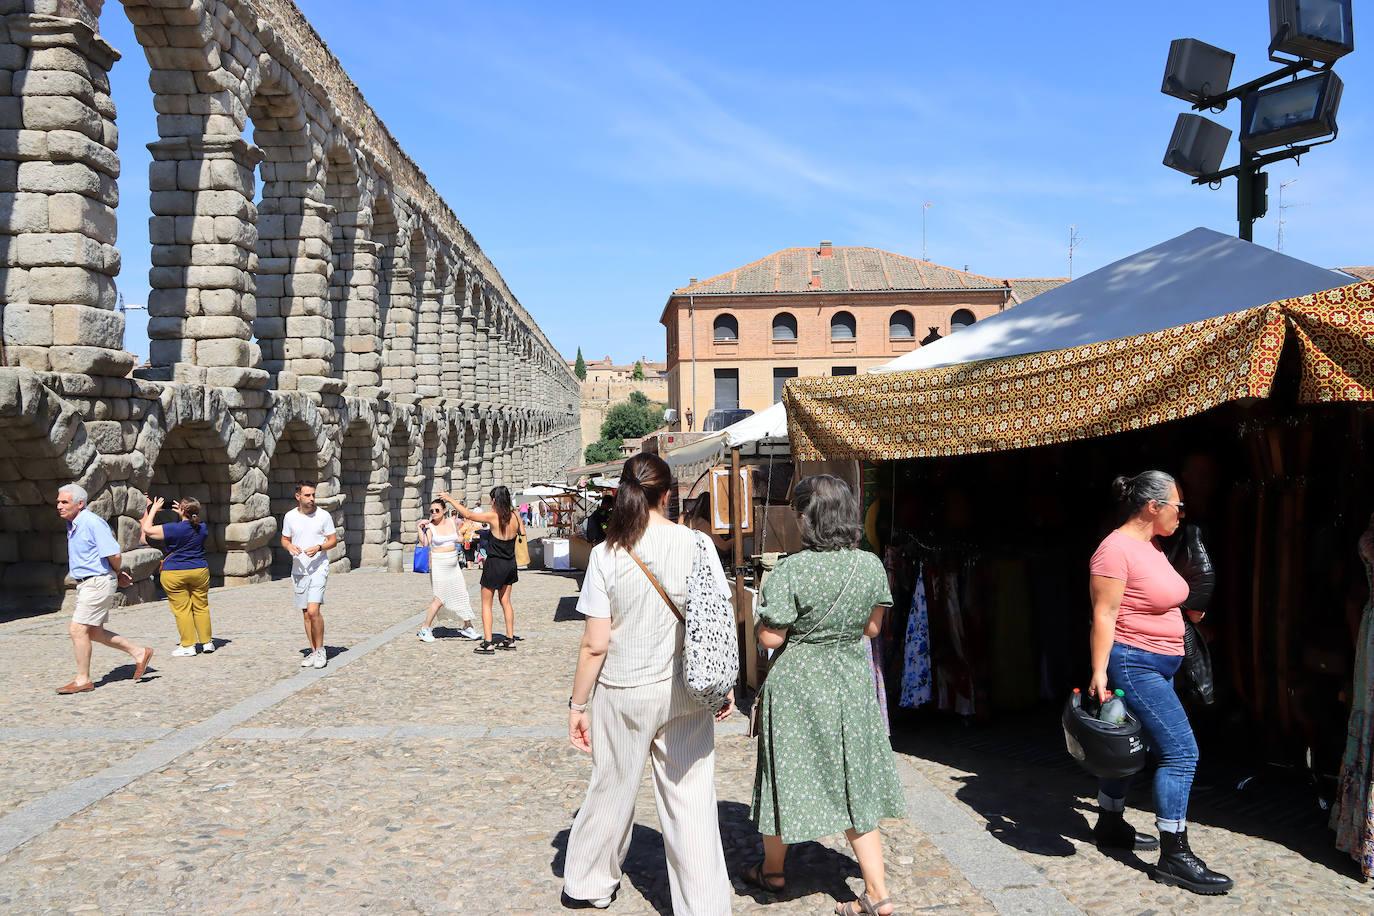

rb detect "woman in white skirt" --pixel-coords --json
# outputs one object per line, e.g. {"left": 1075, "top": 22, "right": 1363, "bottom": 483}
{"left": 417, "top": 499, "right": 478, "bottom": 641}
{"left": 562, "top": 453, "right": 734, "bottom": 914}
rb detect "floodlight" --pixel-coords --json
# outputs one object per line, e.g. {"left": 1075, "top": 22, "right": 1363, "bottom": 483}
{"left": 1162, "top": 39, "right": 1236, "bottom": 103}
{"left": 1163, "top": 114, "right": 1232, "bottom": 177}
{"left": 1269, "top": 0, "right": 1354, "bottom": 63}
{"left": 1240, "top": 70, "right": 1343, "bottom": 150}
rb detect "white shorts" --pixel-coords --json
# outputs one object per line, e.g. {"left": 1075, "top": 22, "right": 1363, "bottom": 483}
{"left": 292, "top": 565, "right": 329, "bottom": 609}
{"left": 72, "top": 574, "right": 116, "bottom": 627}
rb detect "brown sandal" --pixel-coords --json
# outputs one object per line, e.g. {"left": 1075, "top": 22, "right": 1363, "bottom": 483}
{"left": 836, "top": 894, "right": 895, "bottom": 916}
{"left": 742, "top": 863, "right": 785, "bottom": 894}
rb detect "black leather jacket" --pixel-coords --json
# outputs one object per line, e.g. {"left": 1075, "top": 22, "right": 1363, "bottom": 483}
{"left": 1163, "top": 523, "right": 1215, "bottom": 612}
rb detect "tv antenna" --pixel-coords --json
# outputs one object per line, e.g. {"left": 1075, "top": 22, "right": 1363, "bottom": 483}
{"left": 1276, "top": 178, "right": 1299, "bottom": 252}
{"left": 1068, "top": 225, "right": 1083, "bottom": 279}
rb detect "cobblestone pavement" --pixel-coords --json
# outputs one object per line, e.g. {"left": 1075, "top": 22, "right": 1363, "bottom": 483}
{"left": 0, "top": 565, "right": 1365, "bottom": 913}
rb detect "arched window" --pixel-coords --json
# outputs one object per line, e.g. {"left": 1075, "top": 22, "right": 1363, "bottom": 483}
{"left": 950, "top": 308, "right": 977, "bottom": 331}
{"left": 772, "top": 312, "right": 798, "bottom": 341}
{"left": 830, "top": 311, "right": 856, "bottom": 340}
{"left": 889, "top": 310, "right": 915, "bottom": 339}
{"left": 713, "top": 314, "right": 738, "bottom": 341}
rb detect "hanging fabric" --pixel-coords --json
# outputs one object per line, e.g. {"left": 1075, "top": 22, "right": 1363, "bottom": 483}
{"left": 899, "top": 562, "right": 932, "bottom": 708}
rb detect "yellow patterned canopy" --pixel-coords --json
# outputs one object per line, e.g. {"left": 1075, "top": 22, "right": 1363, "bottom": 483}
{"left": 785, "top": 280, "right": 1374, "bottom": 461}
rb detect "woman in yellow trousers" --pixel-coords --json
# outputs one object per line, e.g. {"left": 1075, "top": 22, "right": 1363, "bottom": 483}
{"left": 141, "top": 496, "right": 214, "bottom": 656}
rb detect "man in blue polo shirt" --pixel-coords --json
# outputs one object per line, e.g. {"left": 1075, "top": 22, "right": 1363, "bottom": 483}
{"left": 57, "top": 483, "right": 154, "bottom": 694}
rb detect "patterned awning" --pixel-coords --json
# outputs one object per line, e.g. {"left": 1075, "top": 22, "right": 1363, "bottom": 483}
{"left": 784, "top": 281, "right": 1374, "bottom": 461}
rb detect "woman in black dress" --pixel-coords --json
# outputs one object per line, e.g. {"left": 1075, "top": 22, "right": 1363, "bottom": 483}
{"left": 439, "top": 486, "right": 525, "bottom": 655}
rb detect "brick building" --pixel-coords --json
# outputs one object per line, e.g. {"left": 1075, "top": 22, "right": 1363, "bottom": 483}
{"left": 660, "top": 242, "right": 1065, "bottom": 429}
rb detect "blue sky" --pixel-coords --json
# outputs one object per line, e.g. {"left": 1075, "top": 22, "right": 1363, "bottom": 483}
{"left": 104, "top": 1, "right": 1372, "bottom": 365}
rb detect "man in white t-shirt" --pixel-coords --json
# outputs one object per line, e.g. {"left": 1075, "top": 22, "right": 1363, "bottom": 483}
{"left": 280, "top": 480, "right": 337, "bottom": 669}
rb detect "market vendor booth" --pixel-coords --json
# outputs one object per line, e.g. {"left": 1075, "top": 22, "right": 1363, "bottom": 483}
{"left": 783, "top": 228, "right": 1374, "bottom": 824}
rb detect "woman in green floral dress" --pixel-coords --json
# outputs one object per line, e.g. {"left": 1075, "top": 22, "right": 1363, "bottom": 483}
{"left": 747, "top": 475, "right": 905, "bottom": 916}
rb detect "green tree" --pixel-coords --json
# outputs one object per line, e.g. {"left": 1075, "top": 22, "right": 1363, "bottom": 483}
{"left": 601, "top": 401, "right": 654, "bottom": 441}
{"left": 628, "top": 390, "right": 649, "bottom": 407}
{"left": 632, "top": 360, "right": 646, "bottom": 381}
{"left": 585, "top": 438, "right": 622, "bottom": 464}
{"left": 574, "top": 347, "right": 586, "bottom": 381}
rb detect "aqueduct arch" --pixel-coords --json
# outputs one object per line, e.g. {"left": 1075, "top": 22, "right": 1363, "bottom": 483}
{"left": 0, "top": 0, "right": 582, "bottom": 611}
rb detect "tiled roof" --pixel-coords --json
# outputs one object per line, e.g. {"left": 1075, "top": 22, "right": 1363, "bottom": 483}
{"left": 673, "top": 246, "right": 1011, "bottom": 295}
{"left": 1007, "top": 277, "right": 1069, "bottom": 304}
{"left": 1338, "top": 266, "right": 1374, "bottom": 281}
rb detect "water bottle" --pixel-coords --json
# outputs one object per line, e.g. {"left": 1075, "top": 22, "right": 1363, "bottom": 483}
{"left": 1071, "top": 688, "right": 1082, "bottom": 710}
{"left": 1099, "top": 688, "right": 1127, "bottom": 726}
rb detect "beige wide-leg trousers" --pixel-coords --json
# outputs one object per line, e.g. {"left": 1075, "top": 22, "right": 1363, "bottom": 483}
{"left": 563, "top": 676, "right": 731, "bottom": 915}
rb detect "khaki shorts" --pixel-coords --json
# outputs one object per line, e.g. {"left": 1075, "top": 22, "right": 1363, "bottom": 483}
{"left": 72, "top": 574, "right": 117, "bottom": 627}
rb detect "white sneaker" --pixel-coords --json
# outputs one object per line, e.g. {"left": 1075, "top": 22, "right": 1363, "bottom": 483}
{"left": 417, "top": 628, "right": 435, "bottom": 642}
{"left": 312, "top": 650, "right": 327, "bottom": 669}
{"left": 200, "top": 641, "right": 216, "bottom": 653}
{"left": 301, "top": 651, "right": 315, "bottom": 667}
{"left": 457, "top": 625, "right": 479, "bottom": 640}
{"left": 172, "top": 645, "right": 197, "bottom": 657}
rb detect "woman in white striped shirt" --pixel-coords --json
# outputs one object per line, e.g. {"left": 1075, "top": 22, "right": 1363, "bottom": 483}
{"left": 561, "top": 453, "right": 734, "bottom": 914}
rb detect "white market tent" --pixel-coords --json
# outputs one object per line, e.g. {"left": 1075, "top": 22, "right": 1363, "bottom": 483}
{"left": 873, "top": 227, "right": 1348, "bottom": 374}
{"left": 661, "top": 402, "right": 790, "bottom": 475}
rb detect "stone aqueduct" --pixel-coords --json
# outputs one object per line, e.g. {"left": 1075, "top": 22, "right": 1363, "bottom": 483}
{"left": 0, "top": 0, "right": 582, "bottom": 610}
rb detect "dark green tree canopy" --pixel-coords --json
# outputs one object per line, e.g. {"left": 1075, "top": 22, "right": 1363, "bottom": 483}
{"left": 632, "top": 360, "right": 645, "bottom": 381}
{"left": 574, "top": 348, "right": 587, "bottom": 381}
{"left": 585, "top": 438, "right": 621, "bottom": 464}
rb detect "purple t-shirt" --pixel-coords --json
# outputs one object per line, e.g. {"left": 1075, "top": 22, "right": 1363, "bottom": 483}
{"left": 160, "top": 520, "right": 208, "bottom": 571}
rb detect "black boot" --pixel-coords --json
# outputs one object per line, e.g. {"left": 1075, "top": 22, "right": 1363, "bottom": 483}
{"left": 1092, "top": 809, "right": 1159, "bottom": 851}
{"left": 1153, "top": 829, "right": 1234, "bottom": 895}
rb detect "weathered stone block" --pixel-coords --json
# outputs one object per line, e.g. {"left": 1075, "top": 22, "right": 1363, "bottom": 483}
{"left": 47, "top": 192, "right": 116, "bottom": 240}
{"left": 195, "top": 337, "right": 251, "bottom": 367}
{"left": 1, "top": 302, "right": 53, "bottom": 346}
{"left": 27, "top": 265, "right": 112, "bottom": 306}
{"left": 16, "top": 232, "right": 104, "bottom": 269}
{"left": 184, "top": 315, "right": 249, "bottom": 340}
{"left": 21, "top": 97, "right": 101, "bottom": 139}
{"left": 52, "top": 303, "right": 123, "bottom": 348}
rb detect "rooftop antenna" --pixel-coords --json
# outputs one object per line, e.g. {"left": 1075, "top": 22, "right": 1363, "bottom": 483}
{"left": 1276, "top": 178, "right": 1298, "bottom": 252}
{"left": 1068, "top": 225, "right": 1083, "bottom": 280}
{"left": 922, "top": 201, "right": 933, "bottom": 261}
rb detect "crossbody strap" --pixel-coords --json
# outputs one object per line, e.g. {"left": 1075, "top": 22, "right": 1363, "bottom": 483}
{"left": 627, "top": 548, "right": 685, "bottom": 624}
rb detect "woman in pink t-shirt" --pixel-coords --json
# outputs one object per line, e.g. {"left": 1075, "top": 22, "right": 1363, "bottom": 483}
{"left": 1087, "top": 470, "right": 1232, "bottom": 896}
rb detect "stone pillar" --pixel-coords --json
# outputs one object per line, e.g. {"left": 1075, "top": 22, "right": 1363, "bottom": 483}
{"left": 440, "top": 283, "right": 460, "bottom": 399}
{"left": 279, "top": 198, "right": 335, "bottom": 389}
{"left": 464, "top": 422, "right": 482, "bottom": 505}
{"left": 415, "top": 281, "right": 441, "bottom": 400}
{"left": 459, "top": 307, "right": 476, "bottom": 403}
{"left": 2, "top": 11, "right": 132, "bottom": 377}
{"left": 479, "top": 420, "right": 494, "bottom": 493}
{"left": 146, "top": 135, "right": 265, "bottom": 388}
{"left": 338, "top": 237, "right": 381, "bottom": 394}
{"left": 381, "top": 265, "right": 415, "bottom": 397}
{"left": 474, "top": 316, "right": 490, "bottom": 406}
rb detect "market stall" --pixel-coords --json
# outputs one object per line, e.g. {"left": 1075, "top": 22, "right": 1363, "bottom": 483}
{"left": 783, "top": 228, "right": 1373, "bottom": 786}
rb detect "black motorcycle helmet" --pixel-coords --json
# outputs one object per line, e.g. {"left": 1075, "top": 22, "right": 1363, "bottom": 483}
{"left": 1062, "top": 692, "right": 1148, "bottom": 779}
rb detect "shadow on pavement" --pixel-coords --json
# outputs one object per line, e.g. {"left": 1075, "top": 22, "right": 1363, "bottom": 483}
{"left": 891, "top": 707, "right": 1365, "bottom": 880}
{"left": 550, "top": 800, "right": 864, "bottom": 912}
{"left": 554, "top": 597, "right": 583, "bottom": 623}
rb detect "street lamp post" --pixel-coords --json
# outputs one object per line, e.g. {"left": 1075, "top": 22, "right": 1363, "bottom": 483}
{"left": 1160, "top": 1, "right": 1354, "bottom": 241}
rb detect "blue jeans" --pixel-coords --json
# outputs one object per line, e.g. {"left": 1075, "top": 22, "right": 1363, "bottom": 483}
{"left": 1098, "top": 642, "right": 1198, "bottom": 831}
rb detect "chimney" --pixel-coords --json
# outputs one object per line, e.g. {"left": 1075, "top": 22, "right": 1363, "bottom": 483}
{"left": 810, "top": 267, "right": 822, "bottom": 289}
{"left": 818, "top": 240, "right": 833, "bottom": 258}
{"left": 689, "top": 277, "right": 698, "bottom": 284}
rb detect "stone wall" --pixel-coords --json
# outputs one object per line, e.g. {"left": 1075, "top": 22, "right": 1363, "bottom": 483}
{"left": 0, "top": 0, "right": 581, "bottom": 611}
